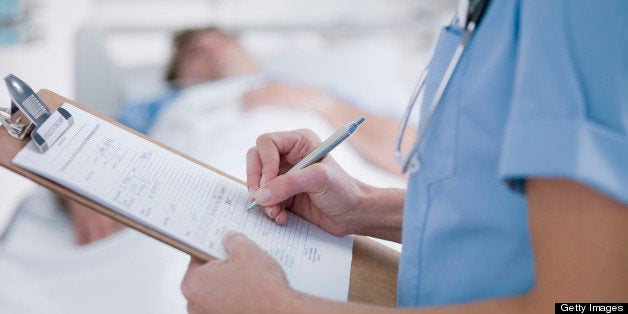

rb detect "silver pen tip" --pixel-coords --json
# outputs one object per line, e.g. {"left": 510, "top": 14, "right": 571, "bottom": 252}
{"left": 245, "top": 202, "right": 259, "bottom": 211}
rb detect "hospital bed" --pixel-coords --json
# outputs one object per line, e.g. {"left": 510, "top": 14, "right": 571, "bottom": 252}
{"left": 0, "top": 6, "right": 447, "bottom": 312}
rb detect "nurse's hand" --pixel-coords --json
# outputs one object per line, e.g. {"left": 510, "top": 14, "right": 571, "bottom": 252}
{"left": 181, "top": 232, "right": 295, "bottom": 314}
{"left": 246, "top": 129, "right": 369, "bottom": 236}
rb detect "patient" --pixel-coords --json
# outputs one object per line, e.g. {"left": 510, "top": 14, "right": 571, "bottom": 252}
{"left": 67, "top": 26, "right": 409, "bottom": 245}
{"left": 130, "top": 26, "right": 408, "bottom": 174}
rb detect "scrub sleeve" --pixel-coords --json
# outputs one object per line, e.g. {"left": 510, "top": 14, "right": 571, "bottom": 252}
{"left": 499, "top": 0, "right": 628, "bottom": 205}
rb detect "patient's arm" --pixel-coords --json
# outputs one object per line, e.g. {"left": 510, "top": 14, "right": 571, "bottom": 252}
{"left": 60, "top": 198, "right": 125, "bottom": 245}
{"left": 243, "top": 83, "right": 414, "bottom": 176}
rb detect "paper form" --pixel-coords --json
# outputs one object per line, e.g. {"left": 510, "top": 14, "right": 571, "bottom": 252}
{"left": 12, "top": 104, "right": 353, "bottom": 301}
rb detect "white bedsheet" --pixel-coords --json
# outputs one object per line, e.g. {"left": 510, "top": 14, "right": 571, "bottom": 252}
{"left": 149, "top": 76, "right": 406, "bottom": 189}
{"left": 0, "top": 187, "right": 189, "bottom": 314}
{"left": 0, "top": 76, "right": 405, "bottom": 314}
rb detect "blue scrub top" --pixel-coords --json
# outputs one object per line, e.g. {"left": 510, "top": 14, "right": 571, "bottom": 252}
{"left": 398, "top": 0, "right": 627, "bottom": 307}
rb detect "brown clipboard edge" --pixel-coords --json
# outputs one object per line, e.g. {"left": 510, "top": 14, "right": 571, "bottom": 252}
{"left": 0, "top": 89, "right": 399, "bottom": 307}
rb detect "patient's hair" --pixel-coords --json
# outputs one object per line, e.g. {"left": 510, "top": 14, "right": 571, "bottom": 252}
{"left": 164, "top": 26, "right": 220, "bottom": 83}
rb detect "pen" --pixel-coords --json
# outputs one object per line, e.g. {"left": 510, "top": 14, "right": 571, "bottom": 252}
{"left": 246, "top": 116, "right": 365, "bottom": 211}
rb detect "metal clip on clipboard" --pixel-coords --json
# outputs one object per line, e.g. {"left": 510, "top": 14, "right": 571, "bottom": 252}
{"left": 1, "top": 74, "right": 73, "bottom": 153}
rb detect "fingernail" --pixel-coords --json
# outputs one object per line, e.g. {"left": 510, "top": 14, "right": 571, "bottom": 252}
{"left": 222, "top": 230, "right": 242, "bottom": 245}
{"left": 254, "top": 188, "right": 272, "bottom": 204}
{"left": 265, "top": 206, "right": 273, "bottom": 217}
{"left": 274, "top": 216, "right": 282, "bottom": 224}
{"left": 248, "top": 187, "right": 254, "bottom": 201}
{"left": 260, "top": 174, "right": 267, "bottom": 186}
{"left": 224, "top": 230, "right": 238, "bottom": 239}
{"left": 225, "top": 230, "right": 238, "bottom": 237}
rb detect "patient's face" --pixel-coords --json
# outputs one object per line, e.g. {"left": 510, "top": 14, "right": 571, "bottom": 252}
{"left": 175, "top": 30, "right": 256, "bottom": 86}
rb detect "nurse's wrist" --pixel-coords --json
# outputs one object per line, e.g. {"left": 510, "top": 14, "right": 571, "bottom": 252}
{"left": 354, "top": 185, "right": 404, "bottom": 243}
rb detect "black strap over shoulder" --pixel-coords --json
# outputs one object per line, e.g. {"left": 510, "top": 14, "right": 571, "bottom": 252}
{"left": 467, "top": 0, "right": 492, "bottom": 30}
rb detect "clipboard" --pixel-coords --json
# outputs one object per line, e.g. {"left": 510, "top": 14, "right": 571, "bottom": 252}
{"left": 0, "top": 80, "right": 399, "bottom": 306}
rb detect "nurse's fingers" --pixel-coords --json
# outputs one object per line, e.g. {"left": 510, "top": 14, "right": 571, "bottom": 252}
{"left": 262, "top": 203, "right": 289, "bottom": 225}
{"left": 254, "top": 129, "right": 321, "bottom": 189}
{"left": 273, "top": 208, "right": 289, "bottom": 225}
{"left": 252, "top": 163, "right": 329, "bottom": 208}
{"left": 246, "top": 145, "right": 291, "bottom": 223}
{"left": 254, "top": 133, "right": 282, "bottom": 189}
{"left": 246, "top": 147, "right": 262, "bottom": 197}
{"left": 221, "top": 232, "right": 265, "bottom": 262}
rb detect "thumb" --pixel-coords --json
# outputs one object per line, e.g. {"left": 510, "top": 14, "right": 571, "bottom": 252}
{"left": 222, "top": 231, "right": 262, "bottom": 262}
{"left": 251, "top": 163, "right": 330, "bottom": 207}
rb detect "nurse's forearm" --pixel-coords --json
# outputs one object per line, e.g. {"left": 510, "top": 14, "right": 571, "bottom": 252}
{"left": 353, "top": 185, "right": 405, "bottom": 243}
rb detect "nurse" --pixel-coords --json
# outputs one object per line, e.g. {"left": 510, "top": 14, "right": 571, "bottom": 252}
{"left": 181, "top": 0, "right": 627, "bottom": 312}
